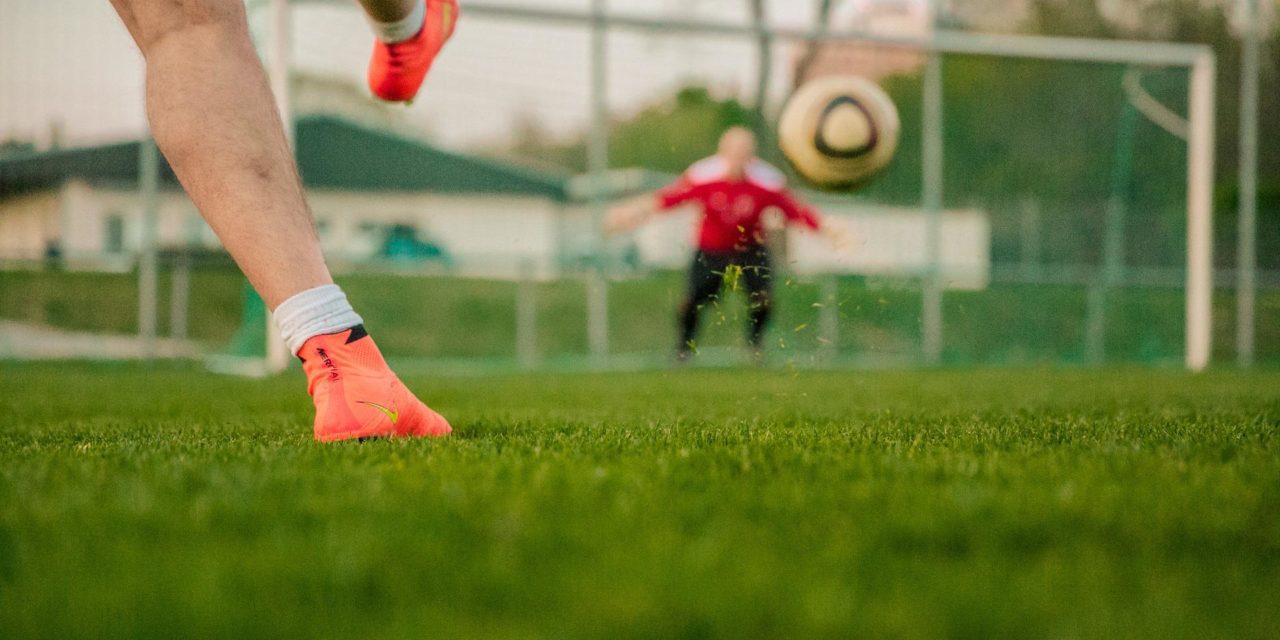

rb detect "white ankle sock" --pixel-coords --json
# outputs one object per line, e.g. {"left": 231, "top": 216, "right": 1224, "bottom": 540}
{"left": 273, "top": 284, "right": 364, "bottom": 355}
{"left": 367, "top": 1, "right": 426, "bottom": 44}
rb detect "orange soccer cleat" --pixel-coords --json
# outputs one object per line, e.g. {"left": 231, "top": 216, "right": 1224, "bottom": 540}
{"left": 367, "top": 0, "right": 459, "bottom": 103}
{"left": 300, "top": 325, "right": 452, "bottom": 442}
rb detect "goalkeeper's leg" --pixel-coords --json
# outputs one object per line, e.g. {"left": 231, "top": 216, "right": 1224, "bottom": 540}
{"left": 107, "top": 0, "right": 450, "bottom": 441}
{"left": 741, "top": 248, "right": 774, "bottom": 357}
{"left": 676, "top": 251, "right": 728, "bottom": 361}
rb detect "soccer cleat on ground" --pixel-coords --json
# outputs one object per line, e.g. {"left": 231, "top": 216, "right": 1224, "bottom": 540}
{"left": 300, "top": 325, "right": 452, "bottom": 442}
{"left": 367, "top": 0, "right": 459, "bottom": 103}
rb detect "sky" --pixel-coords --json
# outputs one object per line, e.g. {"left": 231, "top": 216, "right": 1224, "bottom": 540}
{"left": 0, "top": 0, "right": 842, "bottom": 150}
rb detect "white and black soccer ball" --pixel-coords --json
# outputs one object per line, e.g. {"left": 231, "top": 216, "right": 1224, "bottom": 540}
{"left": 777, "top": 76, "right": 900, "bottom": 190}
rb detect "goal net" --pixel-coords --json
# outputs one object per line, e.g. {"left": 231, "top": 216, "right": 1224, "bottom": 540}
{"left": 1, "top": 1, "right": 1271, "bottom": 371}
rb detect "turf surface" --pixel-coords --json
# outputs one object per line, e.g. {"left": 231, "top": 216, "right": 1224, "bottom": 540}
{"left": 1, "top": 363, "right": 1277, "bottom": 639}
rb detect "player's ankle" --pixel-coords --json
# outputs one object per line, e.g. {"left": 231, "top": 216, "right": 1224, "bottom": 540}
{"left": 273, "top": 284, "right": 364, "bottom": 356}
{"left": 366, "top": 0, "right": 425, "bottom": 44}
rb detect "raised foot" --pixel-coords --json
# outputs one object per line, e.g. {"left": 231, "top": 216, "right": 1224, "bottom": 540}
{"left": 367, "top": 0, "right": 459, "bottom": 103}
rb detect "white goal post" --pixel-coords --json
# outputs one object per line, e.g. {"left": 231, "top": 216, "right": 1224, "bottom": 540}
{"left": 286, "top": 0, "right": 1217, "bottom": 371}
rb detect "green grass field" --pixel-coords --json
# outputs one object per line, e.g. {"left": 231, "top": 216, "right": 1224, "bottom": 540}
{"left": 1, "top": 363, "right": 1277, "bottom": 639}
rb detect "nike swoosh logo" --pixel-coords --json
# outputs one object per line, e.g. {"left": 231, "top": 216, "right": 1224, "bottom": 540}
{"left": 357, "top": 401, "right": 399, "bottom": 424}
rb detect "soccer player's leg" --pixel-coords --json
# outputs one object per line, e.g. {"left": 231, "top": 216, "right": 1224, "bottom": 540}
{"left": 741, "top": 248, "right": 774, "bottom": 358}
{"left": 358, "top": 0, "right": 459, "bottom": 103}
{"left": 677, "top": 251, "right": 728, "bottom": 360}
{"left": 107, "top": 0, "right": 450, "bottom": 441}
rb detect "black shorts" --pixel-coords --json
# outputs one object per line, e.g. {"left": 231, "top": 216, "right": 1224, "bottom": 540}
{"left": 687, "top": 246, "right": 772, "bottom": 302}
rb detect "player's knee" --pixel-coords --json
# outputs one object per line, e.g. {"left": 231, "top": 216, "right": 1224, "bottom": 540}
{"left": 128, "top": 0, "right": 249, "bottom": 54}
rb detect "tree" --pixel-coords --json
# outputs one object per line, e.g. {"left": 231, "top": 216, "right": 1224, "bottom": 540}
{"left": 495, "top": 86, "right": 754, "bottom": 176}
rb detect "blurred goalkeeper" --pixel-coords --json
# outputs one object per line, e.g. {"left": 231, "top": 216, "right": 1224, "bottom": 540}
{"left": 606, "top": 128, "right": 849, "bottom": 362}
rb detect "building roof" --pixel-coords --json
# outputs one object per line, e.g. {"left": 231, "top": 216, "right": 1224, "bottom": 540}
{"left": 0, "top": 115, "right": 569, "bottom": 201}
{"left": 0, "top": 140, "right": 166, "bottom": 198}
{"left": 295, "top": 116, "right": 567, "bottom": 199}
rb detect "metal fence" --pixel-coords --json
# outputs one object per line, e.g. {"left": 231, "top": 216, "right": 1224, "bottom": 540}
{"left": 0, "top": 0, "right": 1274, "bottom": 371}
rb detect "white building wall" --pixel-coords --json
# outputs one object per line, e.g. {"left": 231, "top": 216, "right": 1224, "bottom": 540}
{"left": 4, "top": 183, "right": 990, "bottom": 284}
{"left": 87, "top": 187, "right": 203, "bottom": 251}
{"left": 308, "top": 190, "right": 561, "bottom": 278}
{"left": 0, "top": 190, "right": 58, "bottom": 261}
{"left": 59, "top": 180, "right": 109, "bottom": 258}
{"left": 0, "top": 183, "right": 566, "bottom": 278}
{"left": 788, "top": 207, "right": 990, "bottom": 289}
{"left": 49, "top": 184, "right": 202, "bottom": 270}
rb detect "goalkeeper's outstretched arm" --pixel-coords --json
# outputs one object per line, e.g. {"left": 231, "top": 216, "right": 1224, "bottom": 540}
{"left": 770, "top": 187, "right": 857, "bottom": 253}
{"left": 603, "top": 195, "right": 662, "bottom": 235}
{"left": 603, "top": 175, "right": 701, "bottom": 235}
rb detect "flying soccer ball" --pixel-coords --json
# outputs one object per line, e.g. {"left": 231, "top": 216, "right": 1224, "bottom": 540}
{"left": 777, "top": 75, "right": 900, "bottom": 190}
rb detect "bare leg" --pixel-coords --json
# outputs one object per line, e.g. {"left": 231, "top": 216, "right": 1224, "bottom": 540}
{"left": 109, "top": 0, "right": 330, "bottom": 309}
{"left": 108, "top": 0, "right": 452, "bottom": 441}
{"left": 355, "top": 0, "right": 419, "bottom": 23}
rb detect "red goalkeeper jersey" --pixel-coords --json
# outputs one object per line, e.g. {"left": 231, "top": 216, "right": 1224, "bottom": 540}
{"left": 656, "top": 156, "right": 822, "bottom": 253}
